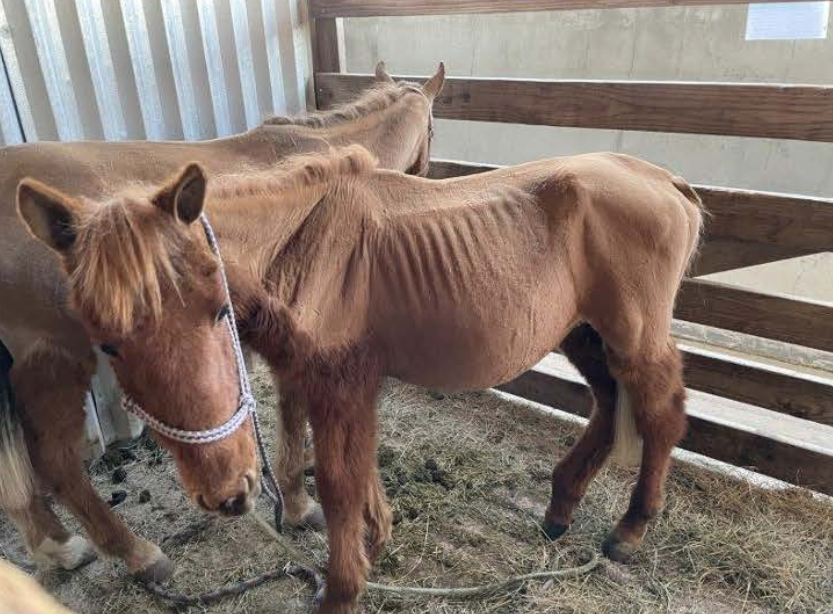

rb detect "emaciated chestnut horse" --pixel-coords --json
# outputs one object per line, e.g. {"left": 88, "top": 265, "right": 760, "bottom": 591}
{"left": 0, "top": 62, "right": 444, "bottom": 580}
{"left": 207, "top": 146, "right": 703, "bottom": 614}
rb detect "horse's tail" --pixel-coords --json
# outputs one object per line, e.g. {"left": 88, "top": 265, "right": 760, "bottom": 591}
{"left": 609, "top": 386, "right": 642, "bottom": 468}
{"left": 0, "top": 340, "right": 34, "bottom": 511}
{"left": 672, "top": 176, "right": 706, "bottom": 277}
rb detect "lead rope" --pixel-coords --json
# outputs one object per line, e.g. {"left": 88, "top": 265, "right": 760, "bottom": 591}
{"left": 138, "top": 214, "right": 601, "bottom": 608}
{"left": 198, "top": 215, "right": 285, "bottom": 527}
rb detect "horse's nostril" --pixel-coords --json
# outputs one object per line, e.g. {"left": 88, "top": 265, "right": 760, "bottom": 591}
{"left": 219, "top": 492, "right": 248, "bottom": 516}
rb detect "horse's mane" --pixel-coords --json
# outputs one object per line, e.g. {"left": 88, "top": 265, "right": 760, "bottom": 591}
{"left": 262, "top": 81, "right": 423, "bottom": 129}
{"left": 69, "top": 194, "right": 186, "bottom": 335}
{"left": 209, "top": 145, "right": 378, "bottom": 202}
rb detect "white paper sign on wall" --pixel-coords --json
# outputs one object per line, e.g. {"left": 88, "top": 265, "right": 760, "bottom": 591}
{"left": 746, "top": 1, "right": 830, "bottom": 40}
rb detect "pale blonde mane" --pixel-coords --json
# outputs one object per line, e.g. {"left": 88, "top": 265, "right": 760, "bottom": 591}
{"left": 69, "top": 196, "right": 184, "bottom": 335}
{"left": 262, "top": 81, "right": 424, "bottom": 129}
{"left": 209, "top": 145, "right": 379, "bottom": 203}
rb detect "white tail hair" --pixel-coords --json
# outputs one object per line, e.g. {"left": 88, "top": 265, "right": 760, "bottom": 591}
{"left": 0, "top": 353, "right": 34, "bottom": 511}
{"left": 609, "top": 385, "right": 643, "bottom": 468}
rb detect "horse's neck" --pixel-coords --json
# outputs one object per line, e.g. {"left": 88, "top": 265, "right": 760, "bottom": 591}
{"left": 303, "top": 101, "right": 423, "bottom": 171}
{"left": 206, "top": 186, "right": 325, "bottom": 296}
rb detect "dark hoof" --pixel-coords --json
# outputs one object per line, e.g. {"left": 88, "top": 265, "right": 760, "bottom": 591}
{"left": 602, "top": 534, "right": 637, "bottom": 563}
{"left": 74, "top": 546, "right": 98, "bottom": 570}
{"left": 541, "top": 519, "right": 570, "bottom": 541}
{"left": 133, "top": 554, "right": 175, "bottom": 584}
{"left": 301, "top": 505, "right": 327, "bottom": 532}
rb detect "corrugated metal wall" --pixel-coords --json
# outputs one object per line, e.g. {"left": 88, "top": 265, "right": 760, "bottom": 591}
{"left": 0, "top": 0, "right": 312, "bottom": 146}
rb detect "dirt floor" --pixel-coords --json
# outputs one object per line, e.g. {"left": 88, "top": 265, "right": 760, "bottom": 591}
{"left": 2, "top": 360, "right": 833, "bottom": 614}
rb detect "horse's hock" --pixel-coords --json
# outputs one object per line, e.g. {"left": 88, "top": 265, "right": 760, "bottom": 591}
{"left": 310, "top": 0, "right": 833, "bottom": 497}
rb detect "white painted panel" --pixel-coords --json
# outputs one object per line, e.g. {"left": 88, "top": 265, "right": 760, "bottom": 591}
{"left": 261, "top": 0, "right": 287, "bottom": 115}
{"left": 75, "top": 0, "right": 128, "bottom": 140}
{"left": 0, "top": 0, "right": 36, "bottom": 140}
{"left": 274, "top": 0, "right": 311, "bottom": 113}
{"left": 119, "top": 0, "right": 166, "bottom": 140}
{"left": 22, "top": 0, "right": 84, "bottom": 140}
{"left": 0, "top": 59, "right": 22, "bottom": 144}
{"left": 160, "top": 0, "right": 202, "bottom": 140}
{"left": 229, "top": 0, "right": 260, "bottom": 128}
{"left": 196, "top": 0, "right": 233, "bottom": 135}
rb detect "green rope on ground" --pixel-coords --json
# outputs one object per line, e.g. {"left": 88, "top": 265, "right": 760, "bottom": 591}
{"left": 252, "top": 512, "right": 602, "bottom": 602}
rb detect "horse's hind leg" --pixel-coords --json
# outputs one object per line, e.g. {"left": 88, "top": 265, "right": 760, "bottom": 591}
{"left": 602, "top": 341, "right": 686, "bottom": 561}
{"left": 12, "top": 343, "right": 172, "bottom": 581}
{"left": 5, "top": 495, "right": 96, "bottom": 571}
{"left": 273, "top": 374, "right": 325, "bottom": 530}
{"left": 543, "top": 323, "right": 618, "bottom": 540}
{"left": 1, "top": 339, "right": 94, "bottom": 570}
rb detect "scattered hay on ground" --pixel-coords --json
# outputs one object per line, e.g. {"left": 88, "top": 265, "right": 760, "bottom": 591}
{"left": 2, "top": 360, "right": 832, "bottom": 614}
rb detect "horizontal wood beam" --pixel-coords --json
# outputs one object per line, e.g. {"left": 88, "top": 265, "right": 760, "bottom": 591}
{"left": 497, "top": 356, "right": 833, "bottom": 496}
{"left": 316, "top": 73, "right": 833, "bottom": 142}
{"left": 679, "top": 343, "right": 833, "bottom": 426}
{"left": 677, "top": 279, "right": 833, "bottom": 353}
{"left": 310, "top": 0, "right": 812, "bottom": 19}
{"left": 695, "top": 185, "right": 833, "bottom": 255}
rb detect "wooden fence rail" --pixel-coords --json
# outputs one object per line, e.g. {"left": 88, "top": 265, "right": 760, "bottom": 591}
{"left": 310, "top": 0, "right": 813, "bottom": 18}
{"left": 317, "top": 73, "right": 833, "bottom": 142}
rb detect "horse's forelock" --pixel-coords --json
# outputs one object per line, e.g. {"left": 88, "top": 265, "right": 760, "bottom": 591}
{"left": 68, "top": 198, "right": 186, "bottom": 335}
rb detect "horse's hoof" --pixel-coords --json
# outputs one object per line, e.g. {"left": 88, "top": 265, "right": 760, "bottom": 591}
{"left": 301, "top": 504, "right": 327, "bottom": 532}
{"left": 541, "top": 519, "right": 570, "bottom": 541}
{"left": 602, "top": 534, "right": 637, "bottom": 563}
{"left": 133, "top": 553, "right": 175, "bottom": 584}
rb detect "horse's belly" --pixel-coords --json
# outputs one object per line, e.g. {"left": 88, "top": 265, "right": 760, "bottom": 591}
{"left": 385, "top": 310, "right": 564, "bottom": 392}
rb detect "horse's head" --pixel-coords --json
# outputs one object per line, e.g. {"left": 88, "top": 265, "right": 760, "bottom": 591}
{"left": 372, "top": 61, "right": 445, "bottom": 176}
{"left": 16, "top": 165, "right": 259, "bottom": 517}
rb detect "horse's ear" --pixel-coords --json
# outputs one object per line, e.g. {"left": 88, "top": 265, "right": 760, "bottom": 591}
{"left": 375, "top": 61, "right": 393, "bottom": 83}
{"left": 17, "top": 179, "right": 83, "bottom": 254}
{"left": 153, "top": 163, "right": 206, "bottom": 225}
{"left": 422, "top": 62, "right": 445, "bottom": 100}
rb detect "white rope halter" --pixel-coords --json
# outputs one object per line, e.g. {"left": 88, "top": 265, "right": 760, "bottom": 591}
{"left": 121, "top": 214, "right": 254, "bottom": 444}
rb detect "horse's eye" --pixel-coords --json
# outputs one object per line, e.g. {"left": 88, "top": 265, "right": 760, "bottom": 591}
{"left": 100, "top": 344, "right": 119, "bottom": 358}
{"left": 215, "top": 304, "right": 231, "bottom": 324}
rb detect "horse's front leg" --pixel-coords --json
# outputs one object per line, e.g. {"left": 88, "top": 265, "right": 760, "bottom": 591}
{"left": 12, "top": 344, "right": 172, "bottom": 581}
{"left": 272, "top": 373, "right": 325, "bottom": 530}
{"left": 308, "top": 377, "right": 381, "bottom": 614}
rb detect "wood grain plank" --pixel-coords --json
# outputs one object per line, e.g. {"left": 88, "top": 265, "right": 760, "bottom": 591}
{"left": 676, "top": 279, "right": 833, "bottom": 353}
{"left": 497, "top": 360, "right": 833, "bottom": 495}
{"left": 310, "top": 0, "right": 812, "bottom": 19}
{"left": 679, "top": 344, "right": 833, "bottom": 427}
{"left": 312, "top": 17, "right": 341, "bottom": 74}
{"left": 429, "top": 159, "right": 827, "bottom": 274}
{"left": 317, "top": 73, "right": 833, "bottom": 142}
